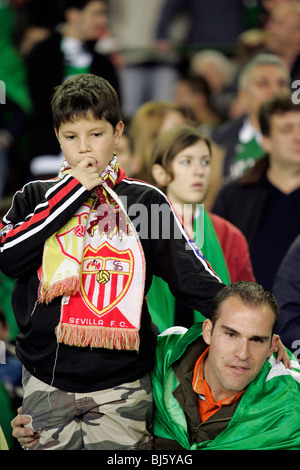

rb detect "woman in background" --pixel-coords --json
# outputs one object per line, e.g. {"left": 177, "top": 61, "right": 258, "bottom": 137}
{"left": 129, "top": 101, "right": 195, "bottom": 182}
{"left": 148, "top": 125, "right": 255, "bottom": 332}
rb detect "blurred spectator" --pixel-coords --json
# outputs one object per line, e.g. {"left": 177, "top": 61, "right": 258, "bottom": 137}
{"left": 0, "top": 309, "right": 21, "bottom": 450}
{"left": 25, "top": 0, "right": 120, "bottom": 162}
{"left": 114, "top": 119, "right": 137, "bottom": 178}
{"left": 18, "top": 25, "right": 51, "bottom": 57}
{"left": 13, "top": 0, "right": 63, "bottom": 56}
{"left": 0, "top": 197, "right": 19, "bottom": 344}
{"left": 229, "top": 2, "right": 300, "bottom": 111}
{"left": 0, "top": 2, "right": 32, "bottom": 197}
{"left": 273, "top": 234, "right": 300, "bottom": 360}
{"left": 29, "top": 153, "right": 65, "bottom": 180}
{"left": 0, "top": 381, "right": 15, "bottom": 450}
{"left": 107, "top": 0, "right": 180, "bottom": 118}
{"left": 0, "top": 271, "right": 18, "bottom": 345}
{"left": 213, "top": 94, "right": 300, "bottom": 291}
{"left": 189, "top": 49, "right": 237, "bottom": 120}
{"left": 235, "top": 29, "right": 267, "bottom": 67}
{"left": 173, "top": 74, "right": 222, "bottom": 135}
{"left": 0, "top": 198, "right": 22, "bottom": 422}
{"left": 155, "top": 0, "right": 247, "bottom": 55}
{"left": 0, "top": 310, "right": 22, "bottom": 407}
{"left": 225, "top": 29, "right": 268, "bottom": 120}
{"left": 264, "top": 2, "right": 300, "bottom": 81}
{"left": 129, "top": 100, "right": 195, "bottom": 182}
{"left": 211, "top": 53, "right": 290, "bottom": 182}
{"left": 190, "top": 50, "right": 236, "bottom": 95}
{"left": 258, "top": 0, "right": 300, "bottom": 25}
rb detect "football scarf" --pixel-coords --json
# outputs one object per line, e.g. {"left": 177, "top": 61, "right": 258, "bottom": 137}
{"left": 39, "top": 155, "right": 145, "bottom": 351}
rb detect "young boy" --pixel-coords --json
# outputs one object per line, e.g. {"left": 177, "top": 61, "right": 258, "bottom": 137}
{"left": 0, "top": 74, "right": 224, "bottom": 450}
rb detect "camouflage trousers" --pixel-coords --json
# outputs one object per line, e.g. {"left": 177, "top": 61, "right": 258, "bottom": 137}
{"left": 21, "top": 367, "right": 153, "bottom": 450}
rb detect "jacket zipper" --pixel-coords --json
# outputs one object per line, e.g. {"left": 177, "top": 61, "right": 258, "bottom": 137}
{"left": 192, "top": 417, "right": 232, "bottom": 442}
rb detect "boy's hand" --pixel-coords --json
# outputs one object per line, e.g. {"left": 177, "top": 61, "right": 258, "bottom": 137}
{"left": 70, "top": 156, "right": 102, "bottom": 191}
{"left": 274, "top": 335, "right": 292, "bottom": 369}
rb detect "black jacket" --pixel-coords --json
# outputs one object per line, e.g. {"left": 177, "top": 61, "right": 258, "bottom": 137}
{"left": 0, "top": 174, "right": 223, "bottom": 393}
{"left": 212, "top": 156, "right": 300, "bottom": 290}
{"left": 212, "top": 157, "right": 271, "bottom": 245}
{"left": 273, "top": 234, "right": 300, "bottom": 355}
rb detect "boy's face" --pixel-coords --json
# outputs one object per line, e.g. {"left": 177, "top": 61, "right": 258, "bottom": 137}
{"left": 56, "top": 113, "right": 123, "bottom": 175}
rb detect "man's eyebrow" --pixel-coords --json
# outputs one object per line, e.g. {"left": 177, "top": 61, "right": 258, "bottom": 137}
{"left": 221, "top": 325, "right": 240, "bottom": 335}
{"left": 221, "top": 325, "right": 269, "bottom": 341}
{"left": 249, "top": 335, "right": 270, "bottom": 342}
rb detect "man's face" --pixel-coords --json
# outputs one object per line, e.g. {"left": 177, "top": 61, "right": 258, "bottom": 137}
{"left": 71, "top": 1, "right": 108, "bottom": 41}
{"left": 240, "top": 64, "right": 289, "bottom": 118}
{"left": 174, "top": 81, "right": 205, "bottom": 115}
{"left": 56, "top": 112, "right": 123, "bottom": 175}
{"left": 262, "top": 111, "right": 300, "bottom": 167}
{"left": 266, "top": 8, "right": 300, "bottom": 53}
{"left": 202, "top": 296, "right": 278, "bottom": 401}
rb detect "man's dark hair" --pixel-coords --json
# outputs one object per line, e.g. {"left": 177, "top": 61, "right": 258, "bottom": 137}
{"left": 180, "top": 74, "right": 212, "bottom": 100}
{"left": 259, "top": 93, "right": 300, "bottom": 136}
{"left": 51, "top": 73, "right": 122, "bottom": 130}
{"left": 211, "top": 281, "right": 279, "bottom": 334}
{"left": 61, "top": 0, "right": 106, "bottom": 13}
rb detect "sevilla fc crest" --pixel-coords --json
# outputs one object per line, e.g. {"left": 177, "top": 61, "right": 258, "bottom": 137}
{"left": 80, "top": 241, "right": 134, "bottom": 316}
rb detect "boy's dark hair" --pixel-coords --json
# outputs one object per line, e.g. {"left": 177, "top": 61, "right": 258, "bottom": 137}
{"left": 51, "top": 73, "right": 122, "bottom": 130}
{"left": 150, "top": 125, "right": 212, "bottom": 188}
{"left": 212, "top": 281, "right": 279, "bottom": 335}
{"left": 259, "top": 93, "right": 300, "bottom": 136}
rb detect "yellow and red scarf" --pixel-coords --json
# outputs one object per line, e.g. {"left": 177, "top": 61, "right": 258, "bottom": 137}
{"left": 38, "top": 155, "right": 145, "bottom": 351}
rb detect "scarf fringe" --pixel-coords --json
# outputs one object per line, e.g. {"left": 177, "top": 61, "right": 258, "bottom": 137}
{"left": 56, "top": 324, "right": 140, "bottom": 351}
{"left": 39, "top": 277, "right": 80, "bottom": 304}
